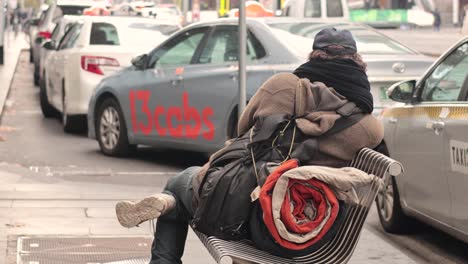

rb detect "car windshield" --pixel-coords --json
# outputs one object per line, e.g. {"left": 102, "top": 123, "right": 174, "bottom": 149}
{"left": 267, "top": 22, "right": 416, "bottom": 57}
{"left": 58, "top": 5, "right": 91, "bottom": 15}
{"left": 90, "top": 21, "right": 178, "bottom": 48}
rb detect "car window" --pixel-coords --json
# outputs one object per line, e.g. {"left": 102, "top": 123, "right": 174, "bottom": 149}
{"left": 327, "top": 0, "right": 343, "bottom": 17}
{"left": 197, "top": 26, "right": 266, "bottom": 64}
{"left": 149, "top": 27, "right": 208, "bottom": 68}
{"left": 420, "top": 43, "right": 468, "bottom": 102}
{"left": 304, "top": 0, "right": 321, "bottom": 18}
{"left": 90, "top": 22, "right": 120, "bottom": 45}
{"left": 38, "top": 9, "right": 47, "bottom": 26}
{"left": 58, "top": 23, "right": 82, "bottom": 50}
{"left": 50, "top": 23, "right": 61, "bottom": 41}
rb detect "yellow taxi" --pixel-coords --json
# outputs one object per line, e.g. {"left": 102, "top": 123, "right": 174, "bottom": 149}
{"left": 377, "top": 36, "right": 468, "bottom": 243}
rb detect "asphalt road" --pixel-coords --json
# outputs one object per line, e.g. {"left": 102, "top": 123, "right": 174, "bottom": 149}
{"left": 1, "top": 52, "right": 468, "bottom": 264}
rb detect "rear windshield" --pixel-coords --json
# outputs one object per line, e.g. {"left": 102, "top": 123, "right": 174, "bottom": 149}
{"left": 90, "top": 22, "right": 120, "bottom": 45}
{"left": 304, "top": 0, "right": 321, "bottom": 18}
{"left": 89, "top": 21, "right": 179, "bottom": 46}
{"left": 267, "top": 22, "right": 415, "bottom": 56}
{"left": 327, "top": 0, "right": 343, "bottom": 17}
{"left": 128, "top": 23, "right": 179, "bottom": 35}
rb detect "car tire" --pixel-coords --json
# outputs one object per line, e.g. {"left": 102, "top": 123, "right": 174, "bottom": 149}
{"left": 62, "top": 86, "right": 86, "bottom": 133}
{"left": 39, "top": 75, "right": 59, "bottom": 118}
{"left": 96, "top": 97, "right": 136, "bottom": 156}
{"left": 376, "top": 176, "right": 415, "bottom": 234}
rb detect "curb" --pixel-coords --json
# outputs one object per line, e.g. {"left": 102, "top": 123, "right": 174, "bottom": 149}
{"left": 0, "top": 48, "right": 28, "bottom": 123}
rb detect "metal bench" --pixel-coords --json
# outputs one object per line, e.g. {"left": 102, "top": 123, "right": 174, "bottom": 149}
{"left": 108, "top": 148, "right": 403, "bottom": 264}
{"left": 193, "top": 148, "right": 403, "bottom": 264}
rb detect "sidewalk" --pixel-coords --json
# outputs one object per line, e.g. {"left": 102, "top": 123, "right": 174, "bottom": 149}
{"left": 0, "top": 162, "right": 418, "bottom": 264}
{"left": 0, "top": 163, "right": 213, "bottom": 264}
{"left": 0, "top": 31, "right": 29, "bottom": 118}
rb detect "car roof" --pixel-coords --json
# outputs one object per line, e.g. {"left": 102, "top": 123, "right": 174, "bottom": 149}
{"left": 59, "top": 15, "right": 83, "bottom": 24}
{"left": 184, "top": 17, "right": 420, "bottom": 54}
{"left": 75, "top": 15, "right": 180, "bottom": 25}
{"left": 187, "top": 17, "right": 359, "bottom": 28}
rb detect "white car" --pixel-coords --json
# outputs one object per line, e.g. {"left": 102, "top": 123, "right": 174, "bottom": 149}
{"left": 40, "top": 16, "right": 180, "bottom": 133}
{"left": 130, "top": 1, "right": 155, "bottom": 17}
{"left": 147, "top": 4, "right": 184, "bottom": 25}
{"left": 39, "top": 15, "right": 81, "bottom": 87}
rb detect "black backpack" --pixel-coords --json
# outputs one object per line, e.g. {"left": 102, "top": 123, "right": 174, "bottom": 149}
{"left": 191, "top": 105, "right": 364, "bottom": 240}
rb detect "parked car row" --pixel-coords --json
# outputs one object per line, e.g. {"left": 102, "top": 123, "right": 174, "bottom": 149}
{"left": 84, "top": 17, "right": 434, "bottom": 156}
{"left": 36, "top": 16, "right": 180, "bottom": 133}
{"left": 29, "top": 0, "right": 97, "bottom": 85}
{"left": 27, "top": 1, "right": 183, "bottom": 85}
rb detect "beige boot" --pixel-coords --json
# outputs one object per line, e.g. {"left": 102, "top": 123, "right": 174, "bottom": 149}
{"left": 115, "top": 193, "right": 176, "bottom": 228}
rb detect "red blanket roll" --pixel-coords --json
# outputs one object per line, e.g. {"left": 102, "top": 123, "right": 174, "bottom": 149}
{"left": 259, "top": 159, "right": 340, "bottom": 250}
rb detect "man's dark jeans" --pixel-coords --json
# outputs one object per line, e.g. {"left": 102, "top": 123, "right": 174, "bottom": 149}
{"left": 149, "top": 166, "right": 200, "bottom": 264}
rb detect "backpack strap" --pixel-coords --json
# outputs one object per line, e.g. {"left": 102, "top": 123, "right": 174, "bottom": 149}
{"left": 250, "top": 114, "right": 291, "bottom": 144}
{"left": 324, "top": 102, "right": 365, "bottom": 136}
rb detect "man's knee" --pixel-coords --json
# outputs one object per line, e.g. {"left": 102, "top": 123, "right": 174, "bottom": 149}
{"left": 164, "top": 166, "right": 200, "bottom": 192}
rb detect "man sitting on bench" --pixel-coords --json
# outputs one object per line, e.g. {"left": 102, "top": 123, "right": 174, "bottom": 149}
{"left": 115, "top": 27, "right": 383, "bottom": 264}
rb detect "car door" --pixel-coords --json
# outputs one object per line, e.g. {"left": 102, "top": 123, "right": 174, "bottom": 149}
{"left": 122, "top": 27, "right": 209, "bottom": 146}
{"left": 181, "top": 25, "right": 272, "bottom": 150}
{"left": 391, "top": 54, "right": 458, "bottom": 224}
{"left": 437, "top": 42, "right": 468, "bottom": 233}
{"left": 47, "top": 22, "right": 83, "bottom": 110}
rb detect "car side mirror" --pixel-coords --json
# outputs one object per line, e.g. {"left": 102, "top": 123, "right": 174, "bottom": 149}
{"left": 43, "top": 40, "right": 56, "bottom": 50}
{"left": 131, "top": 54, "right": 148, "bottom": 70}
{"left": 387, "top": 80, "right": 416, "bottom": 103}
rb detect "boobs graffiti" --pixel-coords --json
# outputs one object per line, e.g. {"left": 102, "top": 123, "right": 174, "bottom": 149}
{"left": 129, "top": 90, "right": 215, "bottom": 140}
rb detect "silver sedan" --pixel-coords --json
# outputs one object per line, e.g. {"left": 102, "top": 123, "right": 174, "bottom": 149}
{"left": 87, "top": 18, "right": 434, "bottom": 156}
{"left": 377, "top": 36, "right": 468, "bottom": 243}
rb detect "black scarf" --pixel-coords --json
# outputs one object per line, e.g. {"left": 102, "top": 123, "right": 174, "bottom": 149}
{"left": 293, "top": 59, "right": 373, "bottom": 113}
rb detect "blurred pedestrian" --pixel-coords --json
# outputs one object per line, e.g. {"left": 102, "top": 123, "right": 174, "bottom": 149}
{"left": 432, "top": 9, "right": 441, "bottom": 32}
{"left": 462, "top": 5, "right": 468, "bottom": 35}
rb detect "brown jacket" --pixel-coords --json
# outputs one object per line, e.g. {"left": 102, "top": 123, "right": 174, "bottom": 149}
{"left": 192, "top": 73, "right": 383, "bottom": 200}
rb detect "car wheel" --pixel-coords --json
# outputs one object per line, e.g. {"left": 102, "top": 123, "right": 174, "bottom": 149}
{"left": 39, "top": 75, "right": 59, "bottom": 118}
{"left": 62, "top": 87, "right": 86, "bottom": 133}
{"left": 376, "top": 176, "right": 415, "bottom": 233}
{"left": 96, "top": 97, "right": 136, "bottom": 156}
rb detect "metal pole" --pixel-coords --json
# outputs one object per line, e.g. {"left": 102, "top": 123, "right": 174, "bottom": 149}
{"left": 238, "top": 0, "right": 246, "bottom": 117}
